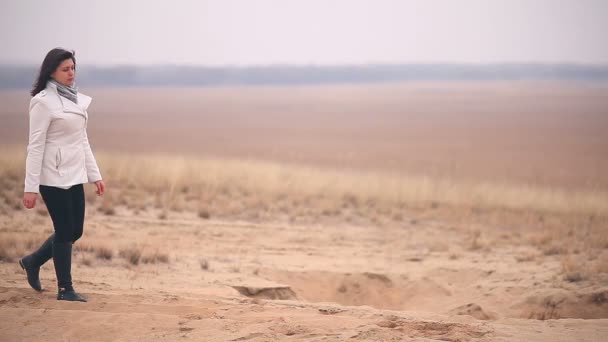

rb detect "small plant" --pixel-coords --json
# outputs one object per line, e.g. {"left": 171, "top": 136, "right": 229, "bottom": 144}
{"left": 119, "top": 246, "right": 142, "bottom": 265}
{"left": 74, "top": 242, "right": 96, "bottom": 253}
{"left": 561, "top": 255, "right": 586, "bottom": 282}
{"left": 468, "top": 229, "right": 483, "bottom": 251}
{"left": 95, "top": 246, "right": 113, "bottom": 260}
{"left": 0, "top": 236, "right": 19, "bottom": 262}
{"left": 141, "top": 251, "right": 170, "bottom": 264}
{"left": 99, "top": 194, "right": 116, "bottom": 216}
{"left": 101, "top": 207, "right": 116, "bottom": 216}
{"left": 81, "top": 257, "right": 93, "bottom": 266}
{"left": 449, "top": 252, "right": 460, "bottom": 260}
{"left": 515, "top": 252, "right": 537, "bottom": 262}
{"left": 543, "top": 245, "right": 566, "bottom": 256}
{"left": 391, "top": 212, "right": 404, "bottom": 221}
{"left": 200, "top": 258, "right": 209, "bottom": 270}
{"left": 35, "top": 206, "right": 48, "bottom": 216}
{"left": 198, "top": 207, "right": 211, "bottom": 219}
{"left": 0, "top": 247, "right": 13, "bottom": 262}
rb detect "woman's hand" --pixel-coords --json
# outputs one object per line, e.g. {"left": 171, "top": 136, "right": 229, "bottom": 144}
{"left": 94, "top": 180, "right": 106, "bottom": 196}
{"left": 23, "top": 192, "right": 38, "bottom": 209}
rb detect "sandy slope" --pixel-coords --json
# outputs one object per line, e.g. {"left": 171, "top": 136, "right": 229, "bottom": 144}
{"left": 1, "top": 286, "right": 606, "bottom": 342}
{"left": 1, "top": 210, "right": 607, "bottom": 341}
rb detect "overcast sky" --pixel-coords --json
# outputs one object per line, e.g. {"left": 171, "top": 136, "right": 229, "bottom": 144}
{"left": 1, "top": 0, "right": 607, "bottom": 66}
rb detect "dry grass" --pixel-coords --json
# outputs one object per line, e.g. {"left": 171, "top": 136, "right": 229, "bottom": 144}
{"left": 0, "top": 245, "right": 14, "bottom": 262}
{"left": 141, "top": 251, "right": 169, "bottom": 264}
{"left": 515, "top": 251, "right": 538, "bottom": 263}
{"left": 80, "top": 256, "right": 93, "bottom": 267}
{"left": 98, "top": 192, "right": 117, "bottom": 216}
{"left": 1, "top": 146, "right": 607, "bottom": 238}
{"left": 542, "top": 245, "right": 568, "bottom": 256}
{"left": 468, "top": 229, "right": 483, "bottom": 251}
{"left": 119, "top": 246, "right": 142, "bottom": 265}
{"left": 198, "top": 207, "right": 211, "bottom": 219}
{"left": 118, "top": 245, "right": 169, "bottom": 265}
{"left": 79, "top": 154, "right": 608, "bottom": 219}
{"left": 95, "top": 246, "right": 114, "bottom": 260}
{"left": 73, "top": 241, "right": 114, "bottom": 261}
{"left": 74, "top": 241, "right": 97, "bottom": 253}
{"left": 561, "top": 254, "right": 587, "bottom": 282}
{"left": 0, "top": 233, "right": 41, "bottom": 263}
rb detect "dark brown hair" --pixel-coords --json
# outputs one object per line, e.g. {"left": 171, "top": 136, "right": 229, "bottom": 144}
{"left": 31, "top": 48, "right": 76, "bottom": 96}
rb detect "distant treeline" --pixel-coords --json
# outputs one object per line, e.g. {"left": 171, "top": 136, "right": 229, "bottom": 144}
{"left": 1, "top": 64, "right": 607, "bottom": 88}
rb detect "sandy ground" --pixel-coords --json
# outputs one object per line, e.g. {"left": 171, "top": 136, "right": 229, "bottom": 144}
{"left": 1, "top": 207, "right": 607, "bottom": 341}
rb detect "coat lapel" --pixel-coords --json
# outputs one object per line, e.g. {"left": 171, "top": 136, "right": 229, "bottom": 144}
{"left": 47, "top": 82, "right": 92, "bottom": 120}
{"left": 60, "top": 97, "right": 88, "bottom": 120}
{"left": 78, "top": 93, "right": 92, "bottom": 111}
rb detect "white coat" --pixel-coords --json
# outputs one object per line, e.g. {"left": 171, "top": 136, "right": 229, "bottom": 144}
{"left": 24, "top": 81, "right": 102, "bottom": 193}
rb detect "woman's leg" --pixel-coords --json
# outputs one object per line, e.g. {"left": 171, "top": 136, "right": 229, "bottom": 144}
{"left": 39, "top": 185, "right": 86, "bottom": 302}
{"left": 70, "top": 184, "right": 85, "bottom": 243}
{"left": 40, "top": 185, "right": 75, "bottom": 244}
{"left": 19, "top": 233, "right": 54, "bottom": 291}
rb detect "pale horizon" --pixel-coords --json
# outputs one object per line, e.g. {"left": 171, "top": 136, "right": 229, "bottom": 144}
{"left": 1, "top": 0, "right": 607, "bottom": 66}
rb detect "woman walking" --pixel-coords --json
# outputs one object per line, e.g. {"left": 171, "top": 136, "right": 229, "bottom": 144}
{"left": 20, "top": 48, "right": 105, "bottom": 302}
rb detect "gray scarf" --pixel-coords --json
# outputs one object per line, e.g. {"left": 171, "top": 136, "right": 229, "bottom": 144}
{"left": 49, "top": 79, "right": 78, "bottom": 104}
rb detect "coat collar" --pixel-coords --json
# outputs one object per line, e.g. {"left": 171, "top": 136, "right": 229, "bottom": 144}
{"left": 46, "top": 81, "right": 92, "bottom": 119}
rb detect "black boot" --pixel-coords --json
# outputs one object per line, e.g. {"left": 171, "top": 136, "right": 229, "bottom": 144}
{"left": 57, "top": 287, "right": 87, "bottom": 302}
{"left": 19, "top": 234, "right": 54, "bottom": 292}
{"left": 53, "top": 241, "right": 87, "bottom": 302}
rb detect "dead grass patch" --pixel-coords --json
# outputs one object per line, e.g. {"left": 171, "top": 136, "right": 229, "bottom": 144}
{"left": 468, "top": 229, "right": 483, "bottom": 251}
{"left": 81, "top": 257, "right": 93, "bottom": 267}
{"left": 543, "top": 245, "right": 568, "bottom": 256}
{"left": 141, "top": 250, "right": 169, "bottom": 264}
{"left": 119, "top": 246, "right": 142, "bottom": 265}
{"left": 98, "top": 193, "right": 117, "bottom": 216}
{"left": 95, "top": 246, "right": 114, "bottom": 260}
{"left": 0, "top": 233, "right": 44, "bottom": 263}
{"left": 200, "top": 258, "right": 210, "bottom": 270}
{"left": 561, "top": 254, "right": 588, "bottom": 282}
{"left": 74, "top": 241, "right": 96, "bottom": 253}
{"left": 515, "top": 251, "right": 538, "bottom": 262}
{"left": 117, "top": 245, "right": 169, "bottom": 265}
{"left": 198, "top": 207, "right": 211, "bottom": 219}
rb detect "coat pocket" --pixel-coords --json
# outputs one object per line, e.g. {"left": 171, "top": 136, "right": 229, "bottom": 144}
{"left": 56, "top": 146, "right": 84, "bottom": 177}
{"left": 41, "top": 145, "right": 59, "bottom": 173}
{"left": 56, "top": 148, "right": 62, "bottom": 171}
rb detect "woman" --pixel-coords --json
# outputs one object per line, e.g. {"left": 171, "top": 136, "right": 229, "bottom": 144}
{"left": 19, "top": 48, "right": 106, "bottom": 302}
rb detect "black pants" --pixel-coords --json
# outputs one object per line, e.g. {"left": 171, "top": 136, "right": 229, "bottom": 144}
{"left": 39, "top": 184, "right": 85, "bottom": 243}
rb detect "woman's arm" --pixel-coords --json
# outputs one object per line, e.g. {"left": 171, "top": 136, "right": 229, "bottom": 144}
{"left": 83, "top": 127, "right": 104, "bottom": 195}
{"left": 24, "top": 99, "right": 51, "bottom": 194}
{"left": 23, "top": 99, "right": 52, "bottom": 209}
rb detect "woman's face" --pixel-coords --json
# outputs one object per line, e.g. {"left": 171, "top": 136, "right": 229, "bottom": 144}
{"left": 51, "top": 59, "right": 75, "bottom": 87}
